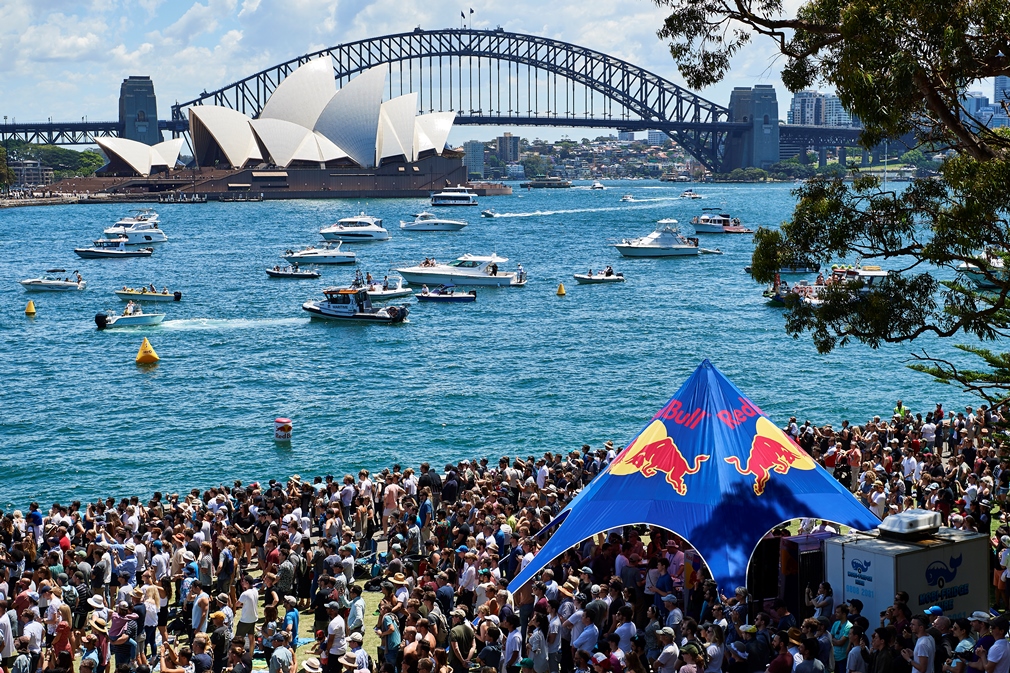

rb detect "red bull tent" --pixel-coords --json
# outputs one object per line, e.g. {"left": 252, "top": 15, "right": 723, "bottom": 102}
{"left": 508, "top": 359, "right": 881, "bottom": 593}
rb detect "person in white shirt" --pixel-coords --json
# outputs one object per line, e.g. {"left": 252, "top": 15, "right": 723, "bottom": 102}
{"left": 656, "top": 626, "right": 680, "bottom": 673}
{"left": 235, "top": 576, "right": 259, "bottom": 652}
{"left": 869, "top": 482, "right": 887, "bottom": 519}
{"left": 902, "top": 616, "right": 935, "bottom": 673}
{"left": 974, "top": 616, "right": 1009, "bottom": 673}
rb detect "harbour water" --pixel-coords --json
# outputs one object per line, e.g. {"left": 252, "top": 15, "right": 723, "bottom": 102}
{"left": 0, "top": 181, "right": 979, "bottom": 505}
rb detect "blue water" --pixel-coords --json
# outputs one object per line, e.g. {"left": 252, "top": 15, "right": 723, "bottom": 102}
{"left": 0, "top": 182, "right": 979, "bottom": 506}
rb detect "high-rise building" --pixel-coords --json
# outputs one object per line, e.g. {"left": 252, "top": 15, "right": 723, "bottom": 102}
{"left": 617, "top": 131, "right": 636, "bottom": 141}
{"left": 822, "top": 95, "right": 853, "bottom": 127}
{"left": 647, "top": 130, "right": 667, "bottom": 146}
{"left": 995, "top": 76, "right": 1010, "bottom": 106}
{"left": 496, "top": 133, "right": 520, "bottom": 162}
{"left": 119, "top": 76, "right": 161, "bottom": 145}
{"left": 788, "top": 90, "right": 824, "bottom": 126}
{"left": 463, "top": 140, "right": 485, "bottom": 178}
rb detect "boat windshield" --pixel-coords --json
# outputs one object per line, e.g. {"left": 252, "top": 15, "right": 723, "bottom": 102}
{"left": 325, "top": 293, "right": 352, "bottom": 304}
{"left": 448, "top": 260, "right": 480, "bottom": 268}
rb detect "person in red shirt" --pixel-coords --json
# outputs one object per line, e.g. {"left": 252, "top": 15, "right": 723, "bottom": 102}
{"left": 769, "top": 631, "right": 796, "bottom": 673}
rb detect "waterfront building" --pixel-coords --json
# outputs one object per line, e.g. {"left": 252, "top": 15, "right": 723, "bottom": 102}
{"left": 496, "top": 132, "right": 520, "bottom": 162}
{"left": 506, "top": 163, "right": 525, "bottom": 179}
{"left": 463, "top": 140, "right": 485, "bottom": 178}
{"left": 9, "top": 160, "right": 54, "bottom": 187}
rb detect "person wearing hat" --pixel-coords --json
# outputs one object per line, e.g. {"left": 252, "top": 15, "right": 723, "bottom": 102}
{"left": 519, "top": 657, "right": 537, "bottom": 673}
{"left": 300, "top": 657, "right": 322, "bottom": 673}
{"left": 970, "top": 615, "right": 1008, "bottom": 673}
{"left": 448, "top": 607, "right": 475, "bottom": 673}
{"left": 655, "top": 625, "right": 679, "bottom": 673}
{"left": 324, "top": 599, "right": 346, "bottom": 672}
{"left": 591, "top": 651, "right": 613, "bottom": 672}
{"left": 345, "top": 631, "right": 370, "bottom": 671}
{"left": 207, "top": 610, "right": 230, "bottom": 673}
{"left": 269, "top": 632, "right": 294, "bottom": 673}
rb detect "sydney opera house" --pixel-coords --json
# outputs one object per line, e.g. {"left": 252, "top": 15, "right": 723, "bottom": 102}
{"left": 85, "top": 60, "right": 467, "bottom": 199}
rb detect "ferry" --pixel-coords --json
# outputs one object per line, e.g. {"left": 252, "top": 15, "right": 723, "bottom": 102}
{"left": 519, "top": 175, "right": 572, "bottom": 189}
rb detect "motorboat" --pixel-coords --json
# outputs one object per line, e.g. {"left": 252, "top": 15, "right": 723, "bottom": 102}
{"left": 95, "top": 303, "right": 165, "bottom": 330}
{"left": 574, "top": 268, "right": 625, "bottom": 284}
{"left": 430, "top": 185, "right": 479, "bottom": 206}
{"left": 303, "top": 287, "right": 409, "bottom": 323}
{"left": 689, "top": 210, "right": 754, "bottom": 234}
{"left": 959, "top": 256, "right": 1006, "bottom": 289}
{"left": 620, "top": 194, "right": 634, "bottom": 202}
{"left": 481, "top": 209, "right": 497, "bottom": 218}
{"left": 114, "top": 286, "right": 182, "bottom": 302}
{"left": 416, "top": 284, "right": 477, "bottom": 303}
{"left": 400, "top": 212, "right": 468, "bottom": 231}
{"left": 283, "top": 241, "right": 356, "bottom": 264}
{"left": 104, "top": 209, "right": 167, "bottom": 244}
{"left": 590, "top": 181, "right": 605, "bottom": 190}
{"left": 19, "top": 269, "right": 86, "bottom": 291}
{"left": 349, "top": 271, "right": 413, "bottom": 300}
{"left": 679, "top": 189, "right": 703, "bottom": 199}
{"left": 75, "top": 238, "right": 154, "bottom": 259}
{"left": 319, "top": 213, "right": 389, "bottom": 241}
{"left": 266, "top": 265, "right": 321, "bottom": 279}
{"left": 614, "top": 224, "right": 700, "bottom": 257}
{"left": 396, "top": 254, "right": 527, "bottom": 287}
{"left": 766, "top": 265, "right": 890, "bottom": 306}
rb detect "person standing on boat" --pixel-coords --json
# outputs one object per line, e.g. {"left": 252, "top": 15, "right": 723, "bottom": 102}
{"left": 490, "top": 263, "right": 498, "bottom": 276}
{"left": 382, "top": 276, "right": 389, "bottom": 290}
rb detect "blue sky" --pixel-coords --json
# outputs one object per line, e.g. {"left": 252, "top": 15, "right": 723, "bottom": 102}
{"left": 0, "top": 0, "right": 798, "bottom": 143}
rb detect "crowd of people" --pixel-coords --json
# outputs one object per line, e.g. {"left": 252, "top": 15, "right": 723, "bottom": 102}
{"left": 0, "top": 396, "right": 1004, "bottom": 673}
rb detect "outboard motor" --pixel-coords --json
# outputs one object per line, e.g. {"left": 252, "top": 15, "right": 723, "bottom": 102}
{"left": 94, "top": 312, "right": 108, "bottom": 330}
{"left": 173, "top": 291, "right": 182, "bottom": 302}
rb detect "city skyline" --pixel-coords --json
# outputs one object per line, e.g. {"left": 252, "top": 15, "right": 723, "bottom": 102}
{"left": 1, "top": 0, "right": 803, "bottom": 144}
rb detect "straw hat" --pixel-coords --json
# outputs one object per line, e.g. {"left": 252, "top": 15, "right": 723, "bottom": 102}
{"left": 338, "top": 652, "right": 358, "bottom": 669}
{"left": 301, "top": 659, "right": 322, "bottom": 673}
{"left": 389, "top": 573, "right": 409, "bottom": 586}
{"left": 89, "top": 617, "right": 109, "bottom": 634}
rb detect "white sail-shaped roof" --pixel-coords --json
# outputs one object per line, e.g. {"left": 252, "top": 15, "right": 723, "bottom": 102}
{"left": 250, "top": 118, "right": 317, "bottom": 167}
{"left": 96, "top": 137, "right": 183, "bottom": 176}
{"left": 376, "top": 93, "right": 417, "bottom": 163}
{"left": 313, "top": 133, "right": 348, "bottom": 163}
{"left": 313, "top": 66, "right": 386, "bottom": 168}
{"left": 260, "top": 57, "right": 336, "bottom": 130}
{"left": 152, "top": 139, "right": 184, "bottom": 168}
{"left": 414, "top": 111, "right": 457, "bottom": 156}
{"left": 189, "top": 106, "right": 262, "bottom": 169}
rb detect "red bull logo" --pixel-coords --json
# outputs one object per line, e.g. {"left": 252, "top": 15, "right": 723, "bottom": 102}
{"left": 725, "top": 417, "right": 815, "bottom": 495}
{"left": 610, "top": 420, "right": 709, "bottom": 495}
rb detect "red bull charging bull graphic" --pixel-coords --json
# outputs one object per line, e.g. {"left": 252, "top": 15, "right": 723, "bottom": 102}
{"left": 725, "top": 416, "right": 815, "bottom": 495}
{"left": 610, "top": 420, "right": 709, "bottom": 495}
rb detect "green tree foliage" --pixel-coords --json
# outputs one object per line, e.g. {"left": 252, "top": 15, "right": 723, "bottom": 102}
{"left": 0, "top": 147, "right": 15, "bottom": 192}
{"left": 656, "top": 0, "right": 1010, "bottom": 402}
{"left": 520, "top": 155, "right": 552, "bottom": 178}
{"left": 5, "top": 141, "right": 104, "bottom": 179}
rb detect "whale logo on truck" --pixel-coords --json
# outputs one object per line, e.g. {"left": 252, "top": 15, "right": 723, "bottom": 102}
{"left": 851, "top": 559, "right": 871, "bottom": 574}
{"left": 925, "top": 554, "right": 962, "bottom": 589}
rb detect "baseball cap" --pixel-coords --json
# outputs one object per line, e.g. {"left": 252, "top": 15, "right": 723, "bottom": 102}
{"left": 325, "top": 601, "right": 340, "bottom": 610}
{"left": 924, "top": 606, "right": 943, "bottom": 616}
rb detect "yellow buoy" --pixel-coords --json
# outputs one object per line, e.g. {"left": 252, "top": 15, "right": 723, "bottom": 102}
{"left": 557, "top": 282, "right": 566, "bottom": 296}
{"left": 135, "top": 337, "right": 160, "bottom": 365}
{"left": 25, "top": 300, "right": 36, "bottom": 315}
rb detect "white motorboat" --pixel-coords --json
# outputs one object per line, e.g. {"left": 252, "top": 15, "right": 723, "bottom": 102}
{"left": 320, "top": 213, "right": 389, "bottom": 241}
{"left": 19, "top": 269, "right": 86, "bottom": 291}
{"left": 303, "top": 287, "right": 409, "bottom": 323}
{"left": 689, "top": 210, "right": 753, "bottom": 234}
{"left": 481, "top": 209, "right": 497, "bottom": 218}
{"left": 574, "top": 268, "right": 625, "bottom": 284}
{"left": 430, "top": 185, "right": 479, "bottom": 206}
{"left": 266, "top": 265, "right": 321, "bottom": 279}
{"left": 620, "top": 194, "right": 635, "bottom": 202}
{"left": 104, "top": 209, "right": 167, "bottom": 244}
{"left": 396, "top": 254, "right": 527, "bottom": 287}
{"left": 614, "top": 224, "right": 700, "bottom": 257}
{"left": 75, "top": 238, "right": 154, "bottom": 259}
{"left": 349, "top": 272, "right": 414, "bottom": 300}
{"left": 959, "top": 256, "right": 1006, "bottom": 289}
{"left": 283, "top": 241, "right": 356, "bottom": 264}
{"left": 679, "top": 189, "right": 703, "bottom": 199}
{"left": 114, "top": 286, "right": 182, "bottom": 302}
{"left": 590, "top": 181, "right": 605, "bottom": 190}
{"left": 95, "top": 303, "right": 165, "bottom": 329}
{"left": 400, "top": 212, "right": 468, "bottom": 231}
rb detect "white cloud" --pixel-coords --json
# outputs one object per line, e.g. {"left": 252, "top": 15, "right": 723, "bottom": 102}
{"left": 18, "top": 13, "right": 108, "bottom": 63}
{"left": 162, "top": 0, "right": 237, "bottom": 44}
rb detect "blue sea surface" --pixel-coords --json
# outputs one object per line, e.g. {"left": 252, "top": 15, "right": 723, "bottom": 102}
{"left": 0, "top": 181, "right": 981, "bottom": 505}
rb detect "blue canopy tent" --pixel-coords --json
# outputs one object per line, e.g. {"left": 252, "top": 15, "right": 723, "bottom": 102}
{"left": 508, "top": 359, "right": 881, "bottom": 593}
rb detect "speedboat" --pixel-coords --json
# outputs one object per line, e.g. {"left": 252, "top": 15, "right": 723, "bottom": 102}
{"left": 266, "top": 265, "right": 321, "bottom": 279}
{"left": 614, "top": 224, "right": 700, "bottom": 257}
{"left": 959, "top": 256, "right": 1006, "bottom": 289}
{"left": 104, "top": 209, "right": 167, "bottom": 244}
{"left": 95, "top": 303, "right": 165, "bottom": 330}
{"left": 481, "top": 209, "right": 497, "bottom": 218}
{"left": 349, "top": 272, "right": 413, "bottom": 300}
{"left": 303, "top": 287, "right": 409, "bottom": 323}
{"left": 114, "top": 286, "right": 182, "bottom": 302}
{"left": 590, "top": 181, "right": 605, "bottom": 190}
{"left": 620, "top": 194, "right": 634, "bottom": 202}
{"left": 75, "top": 238, "right": 154, "bottom": 259}
{"left": 19, "top": 269, "right": 86, "bottom": 291}
{"left": 396, "top": 254, "right": 527, "bottom": 287}
{"left": 400, "top": 212, "right": 468, "bottom": 231}
{"left": 416, "top": 284, "right": 477, "bottom": 303}
{"left": 319, "top": 213, "right": 389, "bottom": 241}
{"left": 574, "top": 269, "right": 625, "bottom": 284}
{"left": 283, "top": 241, "right": 356, "bottom": 264}
{"left": 430, "top": 185, "right": 479, "bottom": 206}
{"left": 689, "top": 210, "right": 753, "bottom": 234}
{"left": 679, "top": 189, "right": 703, "bottom": 199}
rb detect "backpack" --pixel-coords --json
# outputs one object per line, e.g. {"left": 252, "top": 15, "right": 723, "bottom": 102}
{"left": 62, "top": 584, "right": 79, "bottom": 609}
{"left": 431, "top": 610, "right": 449, "bottom": 647}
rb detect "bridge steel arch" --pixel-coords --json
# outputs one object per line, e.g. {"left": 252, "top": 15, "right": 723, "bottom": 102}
{"left": 171, "top": 28, "right": 748, "bottom": 171}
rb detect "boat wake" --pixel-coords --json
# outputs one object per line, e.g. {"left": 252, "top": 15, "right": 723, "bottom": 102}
{"left": 493, "top": 202, "right": 678, "bottom": 218}
{"left": 160, "top": 317, "right": 308, "bottom": 331}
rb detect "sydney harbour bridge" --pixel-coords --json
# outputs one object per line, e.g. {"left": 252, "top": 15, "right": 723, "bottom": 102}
{"left": 1, "top": 28, "right": 863, "bottom": 172}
